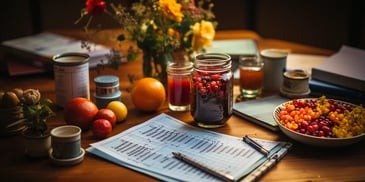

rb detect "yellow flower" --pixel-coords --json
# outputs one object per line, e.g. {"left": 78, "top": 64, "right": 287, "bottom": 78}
{"left": 191, "top": 20, "right": 215, "bottom": 52}
{"left": 159, "top": 0, "right": 184, "bottom": 22}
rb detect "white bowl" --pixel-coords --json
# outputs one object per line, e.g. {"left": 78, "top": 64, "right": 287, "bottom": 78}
{"left": 273, "top": 98, "right": 365, "bottom": 147}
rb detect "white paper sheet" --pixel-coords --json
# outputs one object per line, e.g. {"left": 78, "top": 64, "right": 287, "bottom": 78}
{"left": 88, "top": 113, "right": 287, "bottom": 182}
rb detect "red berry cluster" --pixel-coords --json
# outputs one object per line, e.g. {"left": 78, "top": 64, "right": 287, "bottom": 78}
{"left": 297, "top": 116, "right": 334, "bottom": 137}
{"left": 192, "top": 72, "right": 228, "bottom": 98}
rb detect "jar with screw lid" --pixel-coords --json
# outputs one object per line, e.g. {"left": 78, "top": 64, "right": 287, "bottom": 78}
{"left": 191, "top": 53, "right": 233, "bottom": 128}
{"left": 93, "top": 75, "right": 121, "bottom": 109}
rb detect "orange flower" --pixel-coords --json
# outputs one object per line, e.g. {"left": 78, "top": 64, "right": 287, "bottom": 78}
{"left": 168, "top": 28, "right": 180, "bottom": 38}
{"left": 159, "top": 0, "right": 184, "bottom": 22}
{"left": 168, "top": 28, "right": 181, "bottom": 47}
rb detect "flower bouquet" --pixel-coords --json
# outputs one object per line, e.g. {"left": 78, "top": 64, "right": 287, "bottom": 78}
{"left": 76, "top": 0, "right": 217, "bottom": 86}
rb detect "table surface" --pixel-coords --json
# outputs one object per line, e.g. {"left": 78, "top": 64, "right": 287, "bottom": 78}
{"left": 1, "top": 30, "right": 364, "bottom": 182}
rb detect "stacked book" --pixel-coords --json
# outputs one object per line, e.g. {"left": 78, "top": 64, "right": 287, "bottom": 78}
{"left": 0, "top": 32, "right": 118, "bottom": 76}
{"left": 310, "top": 45, "right": 365, "bottom": 105}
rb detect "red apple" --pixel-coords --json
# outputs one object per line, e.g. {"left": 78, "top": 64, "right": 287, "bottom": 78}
{"left": 64, "top": 97, "right": 99, "bottom": 130}
{"left": 94, "top": 108, "right": 117, "bottom": 127}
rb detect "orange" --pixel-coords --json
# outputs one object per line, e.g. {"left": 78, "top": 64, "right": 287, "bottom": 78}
{"left": 131, "top": 77, "right": 166, "bottom": 112}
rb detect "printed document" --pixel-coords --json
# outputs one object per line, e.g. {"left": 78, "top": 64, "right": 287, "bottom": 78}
{"left": 87, "top": 113, "right": 289, "bottom": 182}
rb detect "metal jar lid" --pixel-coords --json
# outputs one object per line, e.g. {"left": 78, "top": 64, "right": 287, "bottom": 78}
{"left": 52, "top": 52, "right": 89, "bottom": 66}
{"left": 94, "top": 75, "right": 119, "bottom": 87}
{"left": 94, "top": 75, "right": 120, "bottom": 96}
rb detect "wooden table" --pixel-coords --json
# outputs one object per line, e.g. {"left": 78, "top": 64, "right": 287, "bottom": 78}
{"left": 1, "top": 30, "right": 364, "bottom": 182}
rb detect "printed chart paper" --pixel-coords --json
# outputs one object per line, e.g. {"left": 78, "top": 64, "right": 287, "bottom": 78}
{"left": 87, "top": 113, "right": 287, "bottom": 182}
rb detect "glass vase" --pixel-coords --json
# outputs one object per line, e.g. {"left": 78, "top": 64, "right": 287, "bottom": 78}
{"left": 142, "top": 49, "right": 173, "bottom": 89}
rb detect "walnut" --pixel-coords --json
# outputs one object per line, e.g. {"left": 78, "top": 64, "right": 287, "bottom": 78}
{"left": 23, "top": 89, "right": 41, "bottom": 105}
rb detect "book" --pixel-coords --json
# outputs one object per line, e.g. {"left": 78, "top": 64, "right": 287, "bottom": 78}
{"left": 87, "top": 113, "right": 292, "bottom": 182}
{"left": 309, "top": 79, "right": 365, "bottom": 105}
{"left": 204, "top": 39, "right": 258, "bottom": 79}
{"left": 5, "top": 55, "right": 48, "bottom": 76}
{"left": 0, "top": 32, "right": 115, "bottom": 73}
{"left": 205, "top": 39, "right": 258, "bottom": 59}
{"left": 311, "top": 45, "right": 365, "bottom": 92}
{"left": 233, "top": 95, "right": 290, "bottom": 131}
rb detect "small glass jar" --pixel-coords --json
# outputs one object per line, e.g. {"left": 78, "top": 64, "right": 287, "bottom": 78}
{"left": 191, "top": 53, "right": 233, "bottom": 128}
{"left": 167, "top": 61, "right": 193, "bottom": 111}
{"left": 94, "top": 75, "right": 121, "bottom": 109}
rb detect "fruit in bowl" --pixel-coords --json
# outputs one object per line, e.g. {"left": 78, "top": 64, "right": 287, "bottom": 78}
{"left": 273, "top": 96, "right": 365, "bottom": 147}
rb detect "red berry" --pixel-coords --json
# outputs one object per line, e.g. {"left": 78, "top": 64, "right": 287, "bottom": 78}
{"left": 211, "top": 74, "right": 221, "bottom": 80}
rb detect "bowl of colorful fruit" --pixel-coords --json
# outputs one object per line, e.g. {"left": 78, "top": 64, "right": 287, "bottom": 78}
{"left": 273, "top": 96, "right": 365, "bottom": 147}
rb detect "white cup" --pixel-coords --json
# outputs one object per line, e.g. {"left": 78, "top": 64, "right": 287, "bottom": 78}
{"left": 260, "top": 49, "right": 288, "bottom": 91}
{"left": 51, "top": 125, "right": 82, "bottom": 159}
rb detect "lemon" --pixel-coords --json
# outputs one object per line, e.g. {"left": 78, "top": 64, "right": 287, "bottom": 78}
{"left": 107, "top": 101, "right": 128, "bottom": 122}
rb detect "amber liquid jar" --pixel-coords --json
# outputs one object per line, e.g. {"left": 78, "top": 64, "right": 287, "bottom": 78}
{"left": 191, "top": 53, "right": 233, "bottom": 128}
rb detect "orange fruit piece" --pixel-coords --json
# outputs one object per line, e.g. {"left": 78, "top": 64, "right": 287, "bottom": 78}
{"left": 131, "top": 77, "right": 166, "bottom": 112}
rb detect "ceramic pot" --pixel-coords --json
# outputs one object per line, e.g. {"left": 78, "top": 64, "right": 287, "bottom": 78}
{"left": 22, "top": 129, "right": 51, "bottom": 158}
{"left": 0, "top": 106, "right": 25, "bottom": 136}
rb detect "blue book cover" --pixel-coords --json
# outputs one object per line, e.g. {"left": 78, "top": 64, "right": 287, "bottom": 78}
{"left": 309, "top": 79, "right": 365, "bottom": 105}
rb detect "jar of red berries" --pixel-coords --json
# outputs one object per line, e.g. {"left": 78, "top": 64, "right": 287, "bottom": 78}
{"left": 191, "top": 53, "right": 233, "bottom": 128}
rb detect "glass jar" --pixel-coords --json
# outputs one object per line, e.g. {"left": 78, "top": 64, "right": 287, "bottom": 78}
{"left": 191, "top": 53, "right": 233, "bottom": 128}
{"left": 167, "top": 61, "right": 193, "bottom": 111}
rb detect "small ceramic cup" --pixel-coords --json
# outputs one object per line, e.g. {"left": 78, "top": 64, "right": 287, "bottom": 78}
{"left": 260, "top": 49, "right": 288, "bottom": 91}
{"left": 280, "top": 69, "right": 310, "bottom": 98}
{"left": 51, "top": 125, "right": 82, "bottom": 159}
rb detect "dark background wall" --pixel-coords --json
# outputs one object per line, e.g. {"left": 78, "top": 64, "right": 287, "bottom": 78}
{"left": 1, "top": 0, "right": 364, "bottom": 51}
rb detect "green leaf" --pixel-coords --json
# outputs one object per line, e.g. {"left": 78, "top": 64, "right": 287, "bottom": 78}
{"left": 40, "top": 98, "right": 53, "bottom": 105}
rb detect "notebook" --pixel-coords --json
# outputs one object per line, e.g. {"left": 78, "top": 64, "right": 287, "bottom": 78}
{"left": 205, "top": 39, "right": 258, "bottom": 59}
{"left": 204, "top": 39, "right": 258, "bottom": 79}
{"left": 87, "top": 113, "right": 292, "bottom": 182}
{"left": 233, "top": 95, "right": 290, "bottom": 131}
